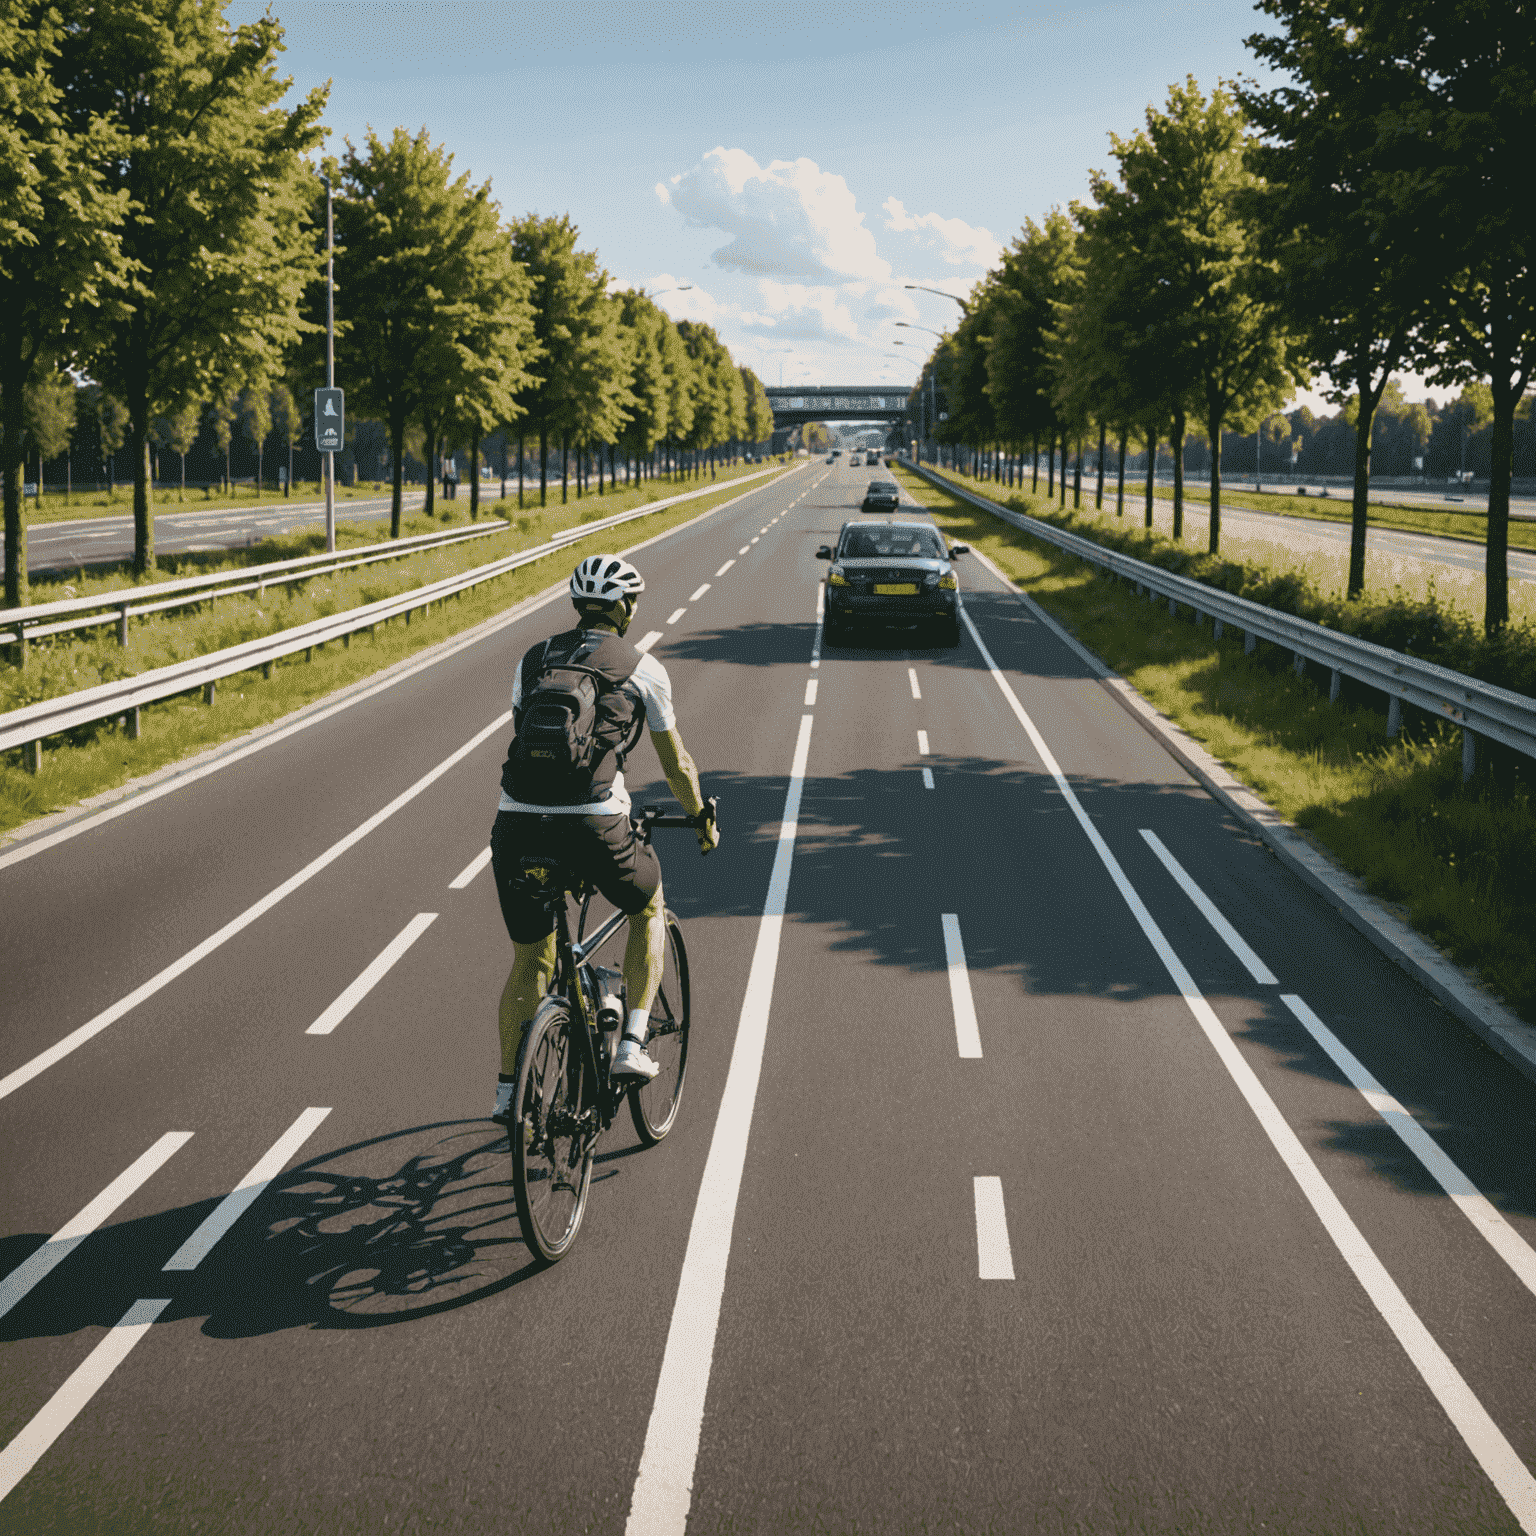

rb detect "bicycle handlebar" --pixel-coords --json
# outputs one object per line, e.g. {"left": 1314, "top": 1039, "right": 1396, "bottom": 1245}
{"left": 637, "top": 796, "right": 719, "bottom": 841}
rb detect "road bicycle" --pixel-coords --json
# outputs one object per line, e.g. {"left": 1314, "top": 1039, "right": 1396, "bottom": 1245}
{"left": 507, "top": 801, "right": 711, "bottom": 1264}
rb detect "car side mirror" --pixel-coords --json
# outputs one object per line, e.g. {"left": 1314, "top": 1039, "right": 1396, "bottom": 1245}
{"left": 816, "top": 546, "right": 833, "bottom": 559}
{"left": 949, "top": 545, "right": 969, "bottom": 557}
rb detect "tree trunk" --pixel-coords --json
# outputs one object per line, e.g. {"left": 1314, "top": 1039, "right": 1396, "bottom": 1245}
{"left": 1144, "top": 429, "right": 1157, "bottom": 529}
{"left": 1059, "top": 434, "right": 1067, "bottom": 508}
{"left": 1347, "top": 375, "right": 1378, "bottom": 599}
{"left": 1208, "top": 405, "right": 1225, "bottom": 556}
{"left": 598, "top": 442, "right": 605, "bottom": 495}
{"left": 181, "top": 451, "right": 186, "bottom": 504}
{"left": 470, "top": 429, "right": 480, "bottom": 520}
{"left": 1095, "top": 422, "right": 1106, "bottom": 510}
{"left": 1116, "top": 432, "right": 1126, "bottom": 516}
{"left": 1171, "top": 406, "right": 1186, "bottom": 541}
{"left": 1073, "top": 436, "right": 1083, "bottom": 510}
{"left": 389, "top": 412, "right": 406, "bottom": 537}
{"left": 1030, "top": 433, "right": 1039, "bottom": 492}
{"left": 1, "top": 346, "right": 28, "bottom": 609}
{"left": 539, "top": 428, "right": 547, "bottom": 508}
{"left": 286, "top": 442, "right": 292, "bottom": 497}
{"left": 128, "top": 379, "right": 155, "bottom": 577}
{"left": 1046, "top": 437, "right": 1055, "bottom": 497}
{"left": 561, "top": 432, "right": 569, "bottom": 504}
{"left": 422, "top": 413, "right": 438, "bottom": 520}
{"left": 1486, "top": 371, "right": 1516, "bottom": 634}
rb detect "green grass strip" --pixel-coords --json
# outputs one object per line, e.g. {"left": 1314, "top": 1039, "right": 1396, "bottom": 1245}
{"left": 0, "top": 463, "right": 797, "bottom": 840}
{"left": 897, "top": 464, "right": 1536, "bottom": 1026}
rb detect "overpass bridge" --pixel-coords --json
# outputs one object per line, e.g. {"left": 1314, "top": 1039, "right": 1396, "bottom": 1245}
{"left": 764, "top": 386, "right": 911, "bottom": 428}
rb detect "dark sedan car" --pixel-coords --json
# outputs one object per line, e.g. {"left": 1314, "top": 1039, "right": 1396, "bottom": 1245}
{"left": 816, "top": 519, "right": 969, "bottom": 646}
{"left": 861, "top": 479, "right": 901, "bottom": 513}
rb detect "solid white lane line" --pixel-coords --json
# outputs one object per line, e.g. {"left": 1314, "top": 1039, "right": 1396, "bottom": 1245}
{"left": 961, "top": 606, "right": 1536, "bottom": 1531}
{"left": 306, "top": 913, "right": 439, "bottom": 1036}
{"left": 626, "top": 714, "right": 816, "bottom": 1536}
{"left": 0, "top": 1133, "right": 193, "bottom": 1322}
{"left": 689, "top": 583, "right": 710, "bottom": 601}
{"left": 667, "top": 607, "right": 686, "bottom": 625}
{"left": 922, "top": 768, "right": 935, "bottom": 790}
{"left": 0, "top": 1297, "right": 172, "bottom": 1503}
{"left": 1281, "top": 994, "right": 1536, "bottom": 1301}
{"left": 973, "top": 1178, "right": 1016, "bottom": 1280}
{"left": 737, "top": 545, "right": 750, "bottom": 555}
{"left": 908, "top": 667, "right": 921, "bottom": 700}
{"left": 715, "top": 560, "right": 734, "bottom": 577}
{"left": 1138, "top": 830, "right": 1278, "bottom": 985}
{"left": 804, "top": 679, "right": 818, "bottom": 706}
{"left": 449, "top": 846, "right": 492, "bottom": 889}
{"left": 634, "top": 630, "right": 664, "bottom": 654}
{"left": 942, "top": 914, "right": 983, "bottom": 1058}
{"left": 917, "top": 730, "right": 930, "bottom": 755}
{"left": 162, "top": 1107, "right": 331, "bottom": 1271}
{"left": 0, "top": 717, "right": 511, "bottom": 1103}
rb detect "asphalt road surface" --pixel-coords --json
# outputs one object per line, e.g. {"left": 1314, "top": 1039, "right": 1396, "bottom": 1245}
{"left": 3, "top": 459, "right": 1535, "bottom": 1534}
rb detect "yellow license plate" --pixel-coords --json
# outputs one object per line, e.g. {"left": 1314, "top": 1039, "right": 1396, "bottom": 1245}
{"left": 874, "top": 583, "right": 918, "bottom": 595}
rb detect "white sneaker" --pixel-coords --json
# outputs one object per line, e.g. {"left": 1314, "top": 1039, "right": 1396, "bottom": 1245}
{"left": 611, "top": 1037, "right": 661, "bottom": 1080}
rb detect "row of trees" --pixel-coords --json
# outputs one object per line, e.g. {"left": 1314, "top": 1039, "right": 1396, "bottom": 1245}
{"left": 912, "top": 0, "right": 1533, "bottom": 635}
{"left": 0, "top": 0, "right": 774, "bottom": 608}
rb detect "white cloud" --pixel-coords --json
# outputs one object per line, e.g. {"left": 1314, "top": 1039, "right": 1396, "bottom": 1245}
{"left": 882, "top": 198, "right": 1002, "bottom": 269}
{"left": 743, "top": 281, "right": 863, "bottom": 344}
{"left": 658, "top": 148, "right": 890, "bottom": 282}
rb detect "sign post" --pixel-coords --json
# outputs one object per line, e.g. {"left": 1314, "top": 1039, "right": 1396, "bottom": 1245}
{"left": 318, "top": 173, "right": 337, "bottom": 552}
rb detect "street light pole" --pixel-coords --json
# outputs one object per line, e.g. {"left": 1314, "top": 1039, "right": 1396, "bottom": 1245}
{"left": 320, "top": 173, "right": 336, "bottom": 553}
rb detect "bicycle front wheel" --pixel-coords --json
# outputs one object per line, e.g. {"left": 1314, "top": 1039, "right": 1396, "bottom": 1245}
{"left": 512, "top": 996, "right": 596, "bottom": 1264}
{"left": 629, "top": 912, "right": 691, "bottom": 1146}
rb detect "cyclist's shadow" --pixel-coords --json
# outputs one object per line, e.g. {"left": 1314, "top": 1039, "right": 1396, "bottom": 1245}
{"left": 0, "top": 1120, "right": 631, "bottom": 1342}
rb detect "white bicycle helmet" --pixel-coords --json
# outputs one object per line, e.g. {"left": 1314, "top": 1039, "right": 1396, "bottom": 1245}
{"left": 570, "top": 554, "right": 646, "bottom": 602}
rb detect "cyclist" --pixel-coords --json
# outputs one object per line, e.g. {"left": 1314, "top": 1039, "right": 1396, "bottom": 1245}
{"left": 490, "top": 554, "right": 719, "bottom": 1123}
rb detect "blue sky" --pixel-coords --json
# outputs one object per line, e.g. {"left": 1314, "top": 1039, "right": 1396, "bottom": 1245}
{"left": 241, "top": 0, "right": 1377, "bottom": 410}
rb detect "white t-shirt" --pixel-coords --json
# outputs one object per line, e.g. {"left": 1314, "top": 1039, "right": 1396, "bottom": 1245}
{"left": 497, "top": 648, "right": 676, "bottom": 816}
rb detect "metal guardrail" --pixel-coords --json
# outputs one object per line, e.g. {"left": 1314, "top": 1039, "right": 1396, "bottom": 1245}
{"left": 0, "top": 516, "right": 515, "bottom": 655}
{"left": 0, "top": 461, "right": 799, "bottom": 768}
{"left": 906, "top": 461, "right": 1536, "bottom": 778}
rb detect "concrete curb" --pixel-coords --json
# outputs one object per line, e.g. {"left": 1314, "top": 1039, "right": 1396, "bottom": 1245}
{"left": 920, "top": 474, "right": 1536, "bottom": 1090}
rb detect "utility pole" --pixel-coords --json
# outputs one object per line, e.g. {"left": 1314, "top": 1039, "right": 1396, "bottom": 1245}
{"left": 322, "top": 173, "right": 336, "bottom": 553}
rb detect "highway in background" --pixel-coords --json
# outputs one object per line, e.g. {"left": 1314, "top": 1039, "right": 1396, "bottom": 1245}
{"left": 2, "top": 458, "right": 1534, "bottom": 1534}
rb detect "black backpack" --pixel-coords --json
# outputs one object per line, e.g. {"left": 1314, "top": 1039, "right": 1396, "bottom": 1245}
{"left": 510, "top": 631, "right": 641, "bottom": 795}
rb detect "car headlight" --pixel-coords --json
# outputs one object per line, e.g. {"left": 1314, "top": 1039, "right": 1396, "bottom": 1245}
{"left": 827, "top": 569, "right": 848, "bottom": 586}
{"left": 938, "top": 573, "right": 958, "bottom": 590}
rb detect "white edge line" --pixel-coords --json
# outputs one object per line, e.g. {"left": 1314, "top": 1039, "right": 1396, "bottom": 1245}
{"left": 1280, "top": 993, "right": 1536, "bottom": 1301}
{"left": 0, "top": 717, "right": 508, "bottom": 1103}
{"left": 625, "top": 713, "right": 815, "bottom": 1536}
{"left": 1138, "top": 829, "right": 1278, "bottom": 984}
{"left": 973, "top": 1176, "right": 1016, "bottom": 1280}
{"left": 0, "top": 1132, "right": 193, "bottom": 1322}
{"left": 942, "top": 914, "right": 983, "bottom": 1058}
{"left": 449, "top": 845, "right": 493, "bottom": 890}
{"left": 960, "top": 603, "right": 1536, "bottom": 1531}
{"left": 0, "top": 1297, "right": 173, "bottom": 1504}
{"left": 162, "top": 1107, "right": 332, "bottom": 1271}
{"left": 306, "top": 913, "right": 438, "bottom": 1036}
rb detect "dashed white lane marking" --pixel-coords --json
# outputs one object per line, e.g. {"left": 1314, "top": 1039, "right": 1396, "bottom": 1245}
{"left": 961, "top": 605, "right": 1536, "bottom": 1531}
{"left": 0, "top": 1133, "right": 193, "bottom": 1322}
{"left": 1280, "top": 994, "right": 1536, "bottom": 1301}
{"left": 690, "top": 583, "right": 710, "bottom": 601}
{"left": 922, "top": 767, "right": 935, "bottom": 790}
{"left": 449, "top": 846, "right": 492, "bottom": 889}
{"left": 942, "top": 914, "right": 983, "bottom": 1058}
{"left": 737, "top": 545, "right": 750, "bottom": 555}
{"left": 811, "top": 583, "right": 823, "bottom": 669}
{"left": 715, "top": 560, "right": 734, "bottom": 577}
{"left": 162, "top": 1107, "right": 332, "bottom": 1271}
{"left": 667, "top": 607, "right": 686, "bottom": 625}
{"left": 804, "top": 679, "right": 818, "bottom": 706}
{"left": 306, "top": 913, "right": 439, "bottom": 1036}
{"left": 634, "top": 630, "right": 664, "bottom": 653}
{"left": 627, "top": 714, "right": 816, "bottom": 1536}
{"left": 1138, "top": 830, "right": 1277, "bottom": 984}
{"left": 0, "top": 715, "right": 512, "bottom": 1103}
{"left": 759, "top": 527, "right": 768, "bottom": 534}
{"left": 750, "top": 536, "right": 759, "bottom": 544}
{"left": 908, "top": 667, "right": 921, "bottom": 700}
{"left": 973, "top": 1177, "right": 1016, "bottom": 1280}
{"left": 916, "top": 730, "right": 930, "bottom": 755}
{"left": 0, "top": 1296, "right": 173, "bottom": 1503}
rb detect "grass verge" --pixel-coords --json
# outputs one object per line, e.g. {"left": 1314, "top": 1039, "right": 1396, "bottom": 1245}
{"left": 897, "top": 464, "right": 1536, "bottom": 1026}
{"left": 0, "top": 463, "right": 797, "bottom": 839}
{"left": 19, "top": 478, "right": 424, "bottom": 526}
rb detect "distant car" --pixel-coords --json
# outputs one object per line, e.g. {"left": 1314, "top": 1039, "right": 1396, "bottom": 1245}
{"left": 861, "top": 479, "right": 900, "bottom": 514}
{"left": 815, "top": 519, "right": 968, "bottom": 647}
{"left": 832, "top": 449, "right": 842, "bottom": 457}
{"left": 826, "top": 454, "right": 835, "bottom": 462}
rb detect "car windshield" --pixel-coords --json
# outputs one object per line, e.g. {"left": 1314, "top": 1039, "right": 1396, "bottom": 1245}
{"left": 867, "top": 482, "right": 897, "bottom": 493}
{"left": 838, "top": 527, "right": 945, "bottom": 559}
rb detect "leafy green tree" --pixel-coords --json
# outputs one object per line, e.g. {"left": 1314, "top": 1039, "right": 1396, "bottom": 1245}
{"left": 269, "top": 382, "right": 299, "bottom": 496}
{"left": 152, "top": 396, "right": 199, "bottom": 501}
{"left": 0, "top": 0, "right": 129, "bottom": 605}
{"left": 741, "top": 366, "right": 774, "bottom": 448}
{"left": 615, "top": 290, "right": 671, "bottom": 482}
{"left": 1096, "top": 79, "right": 1306, "bottom": 553}
{"left": 509, "top": 213, "right": 628, "bottom": 507}
{"left": 208, "top": 389, "right": 235, "bottom": 492}
{"left": 1242, "top": 5, "right": 1433, "bottom": 597}
{"left": 239, "top": 385, "right": 272, "bottom": 498}
{"left": 74, "top": 0, "right": 327, "bottom": 573}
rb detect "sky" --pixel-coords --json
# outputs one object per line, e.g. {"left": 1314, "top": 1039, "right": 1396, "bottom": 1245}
{"left": 236, "top": 0, "right": 1437, "bottom": 415}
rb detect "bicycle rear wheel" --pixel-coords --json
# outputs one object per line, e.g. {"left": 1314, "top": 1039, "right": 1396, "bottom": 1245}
{"left": 512, "top": 996, "right": 596, "bottom": 1264}
{"left": 629, "top": 912, "right": 690, "bottom": 1146}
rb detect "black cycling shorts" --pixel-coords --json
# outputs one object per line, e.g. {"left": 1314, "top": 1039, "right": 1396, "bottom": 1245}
{"left": 490, "top": 811, "right": 661, "bottom": 945}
